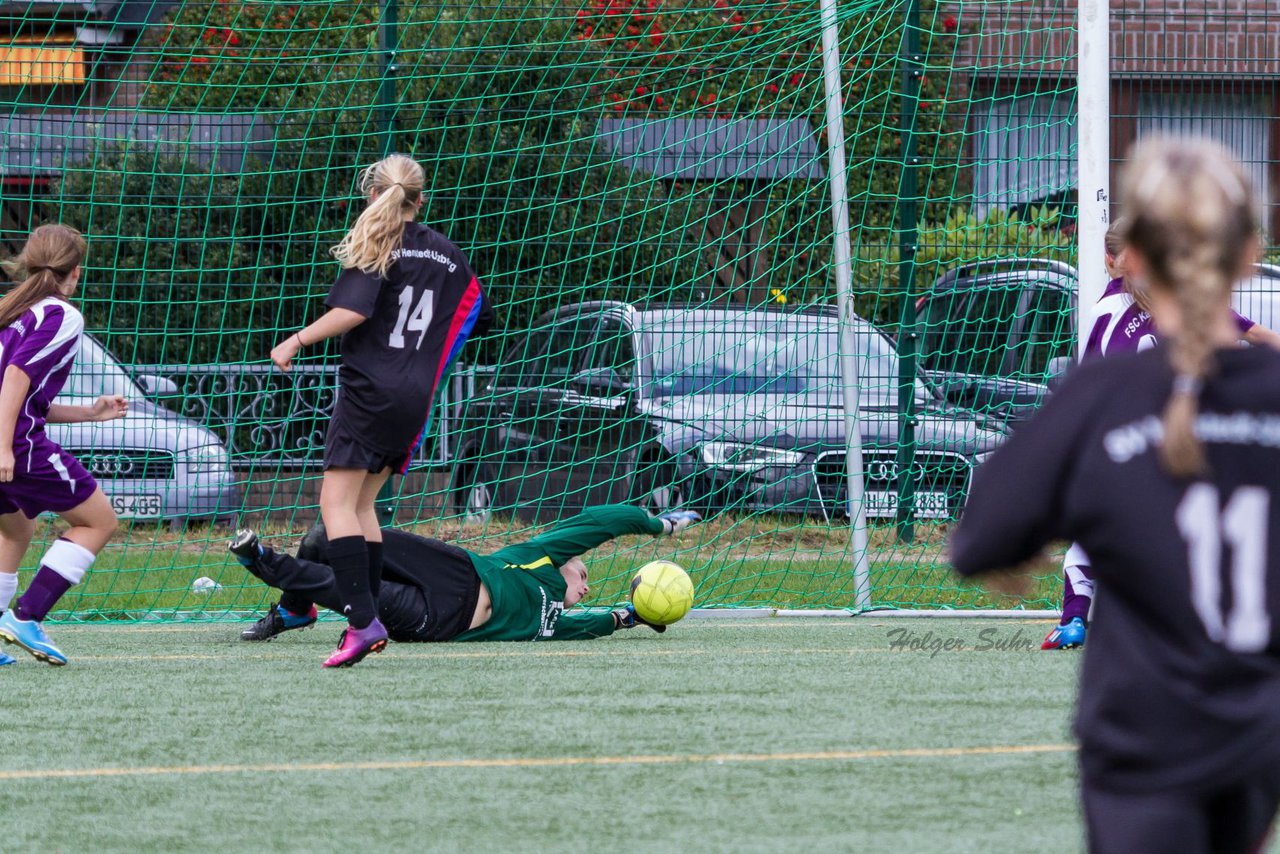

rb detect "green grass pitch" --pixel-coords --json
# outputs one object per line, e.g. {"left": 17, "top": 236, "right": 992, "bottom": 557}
{"left": 5, "top": 619, "right": 1093, "bottom": 852}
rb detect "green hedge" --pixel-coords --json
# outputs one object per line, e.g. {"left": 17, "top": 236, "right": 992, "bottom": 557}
{"left": 52, "top": 0, "right": 1055, "bottom": 363}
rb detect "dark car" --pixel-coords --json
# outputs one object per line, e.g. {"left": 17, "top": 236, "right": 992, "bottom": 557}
{"left": 913, "top": 259, "right": 1078, "bottom": 422}
{"left": 915, "top": 259, "right": 1280, "bottom": 422}
{"left": 448, "top": 302, "right": 1006, "bottom": 523}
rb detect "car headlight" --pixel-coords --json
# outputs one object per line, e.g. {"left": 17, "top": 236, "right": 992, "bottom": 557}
{"left": 698, "top": 442, "right": 806, "bottom": 472}
{"left": 183, "top": 444, "right": 231, "bottom": 477}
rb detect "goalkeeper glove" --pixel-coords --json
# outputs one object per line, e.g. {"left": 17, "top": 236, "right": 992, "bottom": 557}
{"left": 658, "top": 509, "right": 702, "bottom": 537}
{"left": 612, "top": 603, "right": 667, "bottom": 634}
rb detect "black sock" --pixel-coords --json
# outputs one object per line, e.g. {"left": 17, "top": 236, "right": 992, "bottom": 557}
{"left": 367, "top": 540, "right": 384, "bottom": 600}
{"left": 328, "top": 535, "right": 375, "bottom": 629}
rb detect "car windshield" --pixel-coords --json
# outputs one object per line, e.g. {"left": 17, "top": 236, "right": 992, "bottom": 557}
{"left": 637, "top": 311, "right": 924, "bottom": 409}
{"left": 56, "top": 336, "right": 143, "bottom": 401}
{"left": 917, "top": 277, "right": 1074, "bottom": 381}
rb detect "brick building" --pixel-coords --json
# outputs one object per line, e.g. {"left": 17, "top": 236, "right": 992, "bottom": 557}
{"left": 0, "top": 2, "right": 180, "bottom": 248}
{"left": 951, "top": 0, "right": 1280, "bottom": 235}
{"left": 0, "top": 1, "right": 176, "bottom": 105}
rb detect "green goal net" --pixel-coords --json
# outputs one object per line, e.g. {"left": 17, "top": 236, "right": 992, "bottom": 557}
{"left": 0, "top": 0, "right": 1105, "bottom": 619}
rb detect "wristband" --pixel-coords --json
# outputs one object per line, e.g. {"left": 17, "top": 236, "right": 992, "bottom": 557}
{"left": 294, "top": 332, "right": 306, "bottom": 348}
{"left": 1172, "top": 374, "right": 1202, "bottom": 396}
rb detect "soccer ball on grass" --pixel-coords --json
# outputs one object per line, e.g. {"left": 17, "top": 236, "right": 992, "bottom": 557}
{"left": 629, "top": 560, "right": 694, "bottom": 626}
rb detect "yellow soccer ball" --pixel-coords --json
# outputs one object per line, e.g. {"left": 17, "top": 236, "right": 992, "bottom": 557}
{"left": 629, "top": 560, "right": 694, "bottom": 626}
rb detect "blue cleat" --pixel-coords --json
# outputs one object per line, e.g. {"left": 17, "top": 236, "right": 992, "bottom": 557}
{"left": 0, "top": 610, "right": 67, "bottom": 666}
{"left": 240, "top": 603, "right": 318, "bottom": 641}
{"left": 0, "top": 612, "right": 13, "bottom": 664}
{"left": 1042, "top": 616, "right": 1086, "bottom": 650}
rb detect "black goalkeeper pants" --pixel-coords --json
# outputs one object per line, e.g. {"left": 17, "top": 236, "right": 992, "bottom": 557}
{"left": 248, "top": 525, "right": 481, "bottom": 642}
{"left": 253, "top": 547, "right": 431, "bottom": 639}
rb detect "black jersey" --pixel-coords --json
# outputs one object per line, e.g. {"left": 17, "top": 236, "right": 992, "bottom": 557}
{"left": 325, "top": 221, "right": 493, "bottom": 456}
{"left": 952, "top": 346, "right": 1280, "bottom": 793}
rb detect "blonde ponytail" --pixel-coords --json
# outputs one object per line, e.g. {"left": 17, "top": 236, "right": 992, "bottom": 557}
{"left": 329, "top": 154, "right": 426, "bottom": 278}
{"left": 1119, "top": 138, "right": 1259, "bottom": 478}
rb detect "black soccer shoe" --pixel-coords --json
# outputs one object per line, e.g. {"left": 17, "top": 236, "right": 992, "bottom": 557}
{"left": 228, "top": 529, "right": 263, "bottom": 567}
{"left": 240, "top": 603, "right": 319, "bottom": 642}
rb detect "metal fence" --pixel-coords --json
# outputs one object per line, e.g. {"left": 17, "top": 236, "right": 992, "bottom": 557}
{"left": 130, "top": 362, "right": 484, "bottom": 469}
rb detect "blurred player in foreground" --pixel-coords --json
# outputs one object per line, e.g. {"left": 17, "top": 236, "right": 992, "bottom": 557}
{"left": 231, "top": 505, "right": 700, "bottom": 649}
{"left": 1045, "top": 220, "right": 1280, "bottom": 650}
{"left": 953, "top": 138, "right": 1280, "bottom": 853}
{"left": 0, "top": 225, "right": 127, "bottom": 666}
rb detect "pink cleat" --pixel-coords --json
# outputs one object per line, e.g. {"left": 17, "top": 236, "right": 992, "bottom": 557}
{"left": 322, "top": 618, "right": 389, "bottom": 668}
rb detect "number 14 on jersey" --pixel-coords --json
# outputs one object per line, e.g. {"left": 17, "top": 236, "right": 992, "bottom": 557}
{"left": 390, "top": 286, "right": 434, "bottom": 350}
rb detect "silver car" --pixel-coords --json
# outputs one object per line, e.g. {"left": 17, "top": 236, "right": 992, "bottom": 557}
{"left": 46, "top": 335, "right": 240, "bottom": 523}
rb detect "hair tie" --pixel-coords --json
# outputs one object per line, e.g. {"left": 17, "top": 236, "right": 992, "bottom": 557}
{"left": 1172, "top": 374, "right": 1202, "bottom": 396}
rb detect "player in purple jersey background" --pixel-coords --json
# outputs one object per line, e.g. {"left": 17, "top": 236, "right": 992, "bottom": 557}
{"left": 0, "top": 224, "right": 127, "bottom": 667}
{"left": 1044, "top": 223, "right": 1280, "bottom": 651}
{"left": 1082, "top": 227, "right": 1280, "bottom": 360}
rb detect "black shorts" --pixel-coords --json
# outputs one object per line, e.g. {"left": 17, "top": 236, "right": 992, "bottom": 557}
{"left": 1081, "top": 768, "right": 1280, "bottom": 854}
{"left": 323, "top": 417, "right": 410, "bottom": 474}
{"left": 379, "top": 527, "right": 481, "bottom": 642}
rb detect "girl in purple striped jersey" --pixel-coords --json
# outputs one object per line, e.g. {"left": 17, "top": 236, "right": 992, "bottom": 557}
{"left": 1045, "top": 222, "right": 1280, "bottom": 650}
{"left": 1081, "top": 224, "right": 1280, "bottom": 360}
{"left": 0, "top": 224, "right": 127, "bottom": 666}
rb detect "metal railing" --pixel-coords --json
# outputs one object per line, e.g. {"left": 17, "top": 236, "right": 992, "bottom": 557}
{"left": 129, "top": 363, "right": 485, "bottom": 469}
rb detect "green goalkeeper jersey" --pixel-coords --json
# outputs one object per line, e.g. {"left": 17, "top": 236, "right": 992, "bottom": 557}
{"left": 453, "top": 505, "right": 666, "bottom": 643}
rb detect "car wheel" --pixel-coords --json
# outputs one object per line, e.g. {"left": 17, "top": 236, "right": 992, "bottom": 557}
{"left": 631, "top": 457, "right": 685, "bottom": 514}
{"left": 449, "top": 460, "right": 495, "bottom": 524}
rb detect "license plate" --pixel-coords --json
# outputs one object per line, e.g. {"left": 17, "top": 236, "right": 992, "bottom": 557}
{"left": 109, "top": 493, "right": 163, "bottom": 519}
{"left": 860, "top": 490, "right": 951, "bottom": 520}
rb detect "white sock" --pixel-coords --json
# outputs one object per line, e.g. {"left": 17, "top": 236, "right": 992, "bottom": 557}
{"left": 40, "top": 538, "right": 96, "bottom": 585}
{"left": 1064, "top": 564, "right": 1096, "bottom": 599}
{"left": 0, "top": 571, "right": 16, "bottom": 611}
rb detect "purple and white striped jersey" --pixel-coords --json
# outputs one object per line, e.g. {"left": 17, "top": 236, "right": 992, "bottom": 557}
{"left": 1083, "top": 277, "right": 1255, "bottom": 359}
{"left": 0, "top": 297, "right": 84, "bottom": 451}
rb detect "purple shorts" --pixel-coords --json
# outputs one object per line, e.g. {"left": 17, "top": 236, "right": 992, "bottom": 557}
{"left": 0, "top": 437, "right": 98, "bottom": 518}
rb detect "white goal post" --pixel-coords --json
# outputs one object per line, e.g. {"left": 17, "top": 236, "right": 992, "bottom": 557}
{"left": 1077, "top": 0, "right": 1112, "bottom": 343}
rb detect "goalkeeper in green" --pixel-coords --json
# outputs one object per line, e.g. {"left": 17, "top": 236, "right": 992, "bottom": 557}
{"left": 230, "top": 505, "right": 700, "bottom": 647}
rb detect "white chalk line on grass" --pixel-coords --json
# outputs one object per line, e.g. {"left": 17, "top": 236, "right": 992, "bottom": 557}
{"left": 0, "top": 743, "right": 1077, "bottom": 782}
{"left": 68, "top": 649, "right": 836, "bottom": 662}
{"left": 58, "top": 617, "right": 1056, "bottom": 636}
{"left": 67, "top": 644, "right": 1049, "bottom": 662}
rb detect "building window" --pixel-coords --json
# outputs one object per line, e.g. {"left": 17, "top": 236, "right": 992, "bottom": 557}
{"left": 0, "top": 41, "right": 86, "bottom": 86}
{"left": 970, "top": 90, "right": 1077, "bottom": 221}
{"left": 1135, "top": 92, "right": 1270, "bottom": 230}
